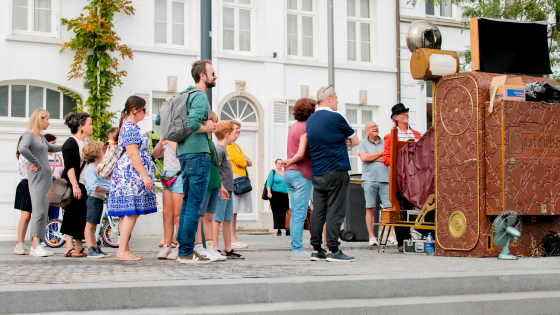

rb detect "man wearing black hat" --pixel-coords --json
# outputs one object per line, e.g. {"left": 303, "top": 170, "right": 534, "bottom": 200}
{"left": 382, "top": 103, "right": 421, "bottom": 167}
{"left": 382, "top": 103, "right": 422, "bottom": 252}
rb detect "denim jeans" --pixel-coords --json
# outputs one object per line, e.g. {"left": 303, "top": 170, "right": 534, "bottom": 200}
{"left": 283, "top": 170, "right": 313, "bottom": 252}
{"left": 177, "top": 153, "right": 211, "bottom": 256}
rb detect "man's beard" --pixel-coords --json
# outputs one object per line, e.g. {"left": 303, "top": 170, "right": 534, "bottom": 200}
{"left": 206, "top": 79, "right": 216, "bottom": 88}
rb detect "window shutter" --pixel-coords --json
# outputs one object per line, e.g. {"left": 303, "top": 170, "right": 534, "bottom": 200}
{"left": 131, "top": 90, "right": 152, "bottom": 133}
{"left": 272, "top": 99, "right": 288, "bottom": 163}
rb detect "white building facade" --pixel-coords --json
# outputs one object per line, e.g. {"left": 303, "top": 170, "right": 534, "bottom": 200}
{"left": 0, "top": 0, "right": 467, "bottom": 241}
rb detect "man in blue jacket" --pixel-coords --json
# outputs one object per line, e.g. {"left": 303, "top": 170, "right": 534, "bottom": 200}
{"left": 306, "top": 85, "right": 359, "bottom": 262}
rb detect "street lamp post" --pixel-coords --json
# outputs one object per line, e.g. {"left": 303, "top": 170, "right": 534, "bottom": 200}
{"left": 201, "top": 0, "right": 212, "bottom": 107}
{"left": 328, "top": 0, "right": 334, "bottom": 88}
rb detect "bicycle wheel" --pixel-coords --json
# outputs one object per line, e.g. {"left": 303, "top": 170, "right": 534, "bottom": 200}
{"left": 45, "top": 219, "right": 66, "bottom": 248}
{"left": 102, "top": 218, "right": 120, "bottom": 248}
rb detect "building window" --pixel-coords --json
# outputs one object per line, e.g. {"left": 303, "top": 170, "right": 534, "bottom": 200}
{"left": 347, "top": 106, "right": 376, "bottom": 174}
{"left": 12, "top": 0, "right": 57, "bottom": 36}
{"left": 287, "top": 0, "right": 314, "bottom": 58}
{"left": 223, "top": 0, "right": 252, "bottom": 52}
{"left": 425, "top": 2, "right": 434, "bottom": 16}
{"left": 426, "top": 1, "right": 452, "bottom": 17}
{"left": 220, "top": 98, "right": 257, "bottom": 123}
{"left": 440, "top": 0, "right": 452, "bottom": 17}
{"left": 0, "top": 84, "right": 77, "bottom": 119}
{"left": 155, "top": 0, "right": 187, "bottom": 46}
{"left": 347, "top": 0, "right": 371, "bottom": 62}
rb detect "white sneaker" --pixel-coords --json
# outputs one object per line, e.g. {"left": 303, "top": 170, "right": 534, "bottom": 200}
{"left": 368, "top": 237, "right": 379, "bottom": 246}
{"left": 157, "top": 245, "right": 172, "bottom": 260}
{"left": 167, "top": 247, "right": 179, "bottom": 260}
{"left": 31, "top": 245, "right": 51, "bottom": 257}
{"left": 194, "top": 246, "right": 217, "bottom": 262}
{"left": 387, "top": 236, "right": 398, "bottom": 245}
{"left": 207, "top": 248, "right": 227, "bottom": 261}
{"left": 14, "top": 243, "right": 30, "bottom": 255}
{"left": 231, "top": 241, "right": 248, "bottom": 249}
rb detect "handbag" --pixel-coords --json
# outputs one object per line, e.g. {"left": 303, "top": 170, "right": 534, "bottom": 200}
{"left": 262, "top": 170, "right": 275, "bottom": 200}
{"left": 45, "top": 162, "right": 85, "bottom": 207}
{"left": 234, "top": 168, "right": 252, "bottom": 195}
{"left": 161, "top": 171, "right": 181, "bottom": 187}
{"left": 232, "top": 144, "right": 252, "bottom": 195}
{"left": 285, "top": 199, "right": 313, "bottom": 230}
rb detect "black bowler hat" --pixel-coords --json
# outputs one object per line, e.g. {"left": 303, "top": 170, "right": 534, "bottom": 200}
{"left": 391, "top": 103, "right": 409, "bottom": 118}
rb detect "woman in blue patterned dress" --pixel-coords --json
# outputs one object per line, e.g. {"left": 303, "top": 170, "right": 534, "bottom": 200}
{"left": 108, "top": 96, "right": 157, "bottom": 261}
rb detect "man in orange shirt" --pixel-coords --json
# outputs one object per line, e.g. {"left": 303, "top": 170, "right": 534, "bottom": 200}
{"left": 382, "top": 103, "right": 422, "bottom": 251}
{"left": 382, "top": 103, "right": 421, "bottom": 166}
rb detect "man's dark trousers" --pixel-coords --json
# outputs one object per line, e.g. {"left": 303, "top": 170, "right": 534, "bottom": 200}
{"left": 310, "top": 170, "right": 349, "bottom": 253}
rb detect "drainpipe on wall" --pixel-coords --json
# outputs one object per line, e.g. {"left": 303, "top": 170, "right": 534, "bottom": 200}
{"left": 396, "top": 0, "right": 401, "bottom": 103}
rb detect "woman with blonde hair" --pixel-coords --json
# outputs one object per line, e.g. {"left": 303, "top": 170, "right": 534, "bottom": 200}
{"left": 17, "top": 109, "right": 62, "bottom": 257}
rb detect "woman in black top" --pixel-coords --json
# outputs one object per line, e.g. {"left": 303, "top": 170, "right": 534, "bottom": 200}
{"left": 60, "top": 112, "right": 93, "bottom": 257}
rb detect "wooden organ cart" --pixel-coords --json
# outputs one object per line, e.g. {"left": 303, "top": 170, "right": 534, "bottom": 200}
{"left": 379, "top": 18, "right": 560, "bottom": 257}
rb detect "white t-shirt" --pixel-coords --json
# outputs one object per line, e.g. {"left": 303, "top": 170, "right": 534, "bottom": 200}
{"left": 163, "top": 144, "right": 181, "bottom": 172}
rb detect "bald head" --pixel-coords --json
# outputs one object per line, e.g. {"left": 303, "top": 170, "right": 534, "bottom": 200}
{"left": 365, "top": 121, "right": 379, "bottom": 140}
{"left": 316, "top": 86, "right": 338, "bottom": 111}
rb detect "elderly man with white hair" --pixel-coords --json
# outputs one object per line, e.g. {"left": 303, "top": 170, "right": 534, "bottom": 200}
{"left": 306, "top": 85, "right": 359, "bottom": 262}
{"left": 358, "top": 121, "right": 397, "bottom": 247}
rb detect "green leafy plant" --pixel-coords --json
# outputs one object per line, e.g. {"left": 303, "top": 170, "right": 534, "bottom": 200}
{"left": 57, "top": 87, "right": 85, "bottom": 112}
{"left": 60, "top": 0, "right": 135, "bottom": 141}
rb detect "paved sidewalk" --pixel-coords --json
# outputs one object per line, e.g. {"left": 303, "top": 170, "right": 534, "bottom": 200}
{"left": 2, "top": 232, "right": 560, "bottom": 286}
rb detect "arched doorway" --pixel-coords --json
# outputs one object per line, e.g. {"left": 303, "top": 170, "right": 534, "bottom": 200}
{"left": 220, "top": 98, "right": 259, "bottom": 221}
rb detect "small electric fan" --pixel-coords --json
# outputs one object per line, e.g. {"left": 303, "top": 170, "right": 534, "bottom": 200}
{"left": 492, "top": 211, "right": 522, "bottom": 260}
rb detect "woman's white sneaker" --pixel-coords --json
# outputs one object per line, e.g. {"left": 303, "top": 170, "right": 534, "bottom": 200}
{"left": 31, "top": 245, "right": 52, "bottom": 257}
{"left": 14, "top": 243, "right": 30, "bottom": 255}
{"left": 207, "top": 248, "right": 227, "bottom": 261}
{"left": 157, "top": 245, "right": 172, "bottom": 260}
{"left": 167, "top": 247, "right": 179, "bottom": 260}
{"left": 194, "top": 246, "right": 217, "bottom": 262}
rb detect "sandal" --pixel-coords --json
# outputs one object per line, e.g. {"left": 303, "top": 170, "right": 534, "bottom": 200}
{"left": 64, "top": 248, "right": 83, "bottom": 257}
{"left": 115, "top": 251, "right": 143, "bottom": 261}
{"left": 78, "top": 248, "right": 87, "bottom": 257}
{"left": 225, "top": 250, "right": 245, "bottom": 259}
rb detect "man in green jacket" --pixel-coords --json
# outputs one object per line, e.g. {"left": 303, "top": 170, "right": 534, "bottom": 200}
{"left": 176, "top": 59, "right": 217, "bottom": 264}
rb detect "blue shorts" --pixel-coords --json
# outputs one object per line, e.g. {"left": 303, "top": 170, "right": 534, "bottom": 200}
{"left": 86, "top": 195, "right": 105, "bottom": 224}
{"left": 213, "top": 191, "right": 233, "bottom": 222}
{"left": 361, "top": 181, "right": 392, "bottom": 209}
{"left": 162, "top": 171, "right": 183, "bottom": 194}
{"left": 200, "top": 188, "right": 218, "bottom": 216}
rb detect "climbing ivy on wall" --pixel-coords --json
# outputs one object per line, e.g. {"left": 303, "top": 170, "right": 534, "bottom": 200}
{"left": 60, "top": 0, "right": 134, "bottom": 141}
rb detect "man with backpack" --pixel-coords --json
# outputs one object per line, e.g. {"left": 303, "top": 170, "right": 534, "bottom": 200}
{"left": 173, "top": 59, "right": 217, "bottom": 264}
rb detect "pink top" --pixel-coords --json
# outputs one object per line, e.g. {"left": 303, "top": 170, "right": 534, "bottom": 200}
{"left": 285, "top": 121, "right": 312, "bottom": 180}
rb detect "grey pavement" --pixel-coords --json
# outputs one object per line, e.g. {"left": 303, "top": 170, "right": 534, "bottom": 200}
{"left": 2, "top": 232, "right": 560, "bottom": 286}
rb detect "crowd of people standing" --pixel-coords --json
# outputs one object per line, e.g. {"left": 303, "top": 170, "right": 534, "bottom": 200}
{"left": 12, "top": 59, "right": 419, "bottom": 262}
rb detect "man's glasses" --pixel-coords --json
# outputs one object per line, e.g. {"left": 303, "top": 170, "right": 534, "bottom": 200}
{"left": 366, "top": 125, "right": 378, "bottom": 130}
{"left": 322, "top": 85, "right": 333, "bottom": 94}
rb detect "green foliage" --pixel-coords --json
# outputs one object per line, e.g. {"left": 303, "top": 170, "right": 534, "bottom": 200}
{"left": 409, "top": 0, "right": 560, "bottom": 80}
{"left": 57, "top": 87, "right": 85, "bottom": 112}
{"left": 60, "top": 0, "right": 135, "bottom": 142}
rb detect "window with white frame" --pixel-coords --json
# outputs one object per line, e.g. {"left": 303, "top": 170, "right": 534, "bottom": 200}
{"left": 347, "top": 0, "right": 371, "bottom": 62}
{"left": 440, "top": 0, "right": 452, "bottom": 17}
{"left": 12, "top": 0, "right": 57, "bottom": 36}
{"left": 287, "top": 0, "right": 314, "bottom": 57}
{"left": 223, "top": 0, "right": 252, "bottom": 52}
{"left": 155, "top": 0, "right": 187, "bottom": 46}
{"left": 346, "top": 106, "right": 376, "bottom": 174}
{"left": 0, "top": 84, "right": 78, "bottom": 120}
{"left": 426, "top": 0, "right": 452, "bottom": 18}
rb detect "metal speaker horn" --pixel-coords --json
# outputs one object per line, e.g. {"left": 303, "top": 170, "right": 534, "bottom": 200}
{"left": 406, "top": 20, "right": 442, "bottom": 52}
